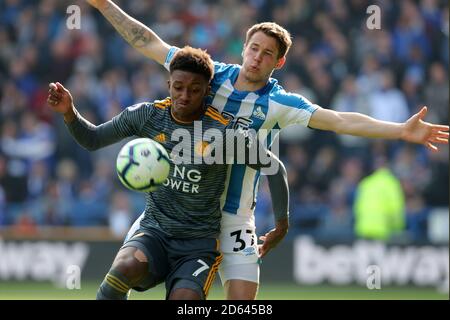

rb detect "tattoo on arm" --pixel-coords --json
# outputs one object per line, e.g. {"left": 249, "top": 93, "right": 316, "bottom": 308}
{"left": 127, "top": 21, "right": 151, "bottom": 47}
{"left": 104, "top": 2, "right": 125, "bottom": 24}
{"left": 103, "top": 3, "right": 151, "bottom": 48}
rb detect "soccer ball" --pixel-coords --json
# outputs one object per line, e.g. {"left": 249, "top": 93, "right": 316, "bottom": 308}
{"left": 116, "top": 138, "right": 171, "bottom": 192}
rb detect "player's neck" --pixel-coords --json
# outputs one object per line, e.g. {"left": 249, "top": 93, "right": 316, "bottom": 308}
{"left": 171, "top": 106, "right": 204, "bottom": 124}
{"left": 234, "top": 71, "right": 268, "bottom": 92}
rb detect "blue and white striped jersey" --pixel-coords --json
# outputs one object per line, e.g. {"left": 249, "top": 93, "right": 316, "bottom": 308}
{"left": 165, "top": 47, "right": 318, "bottom": 219}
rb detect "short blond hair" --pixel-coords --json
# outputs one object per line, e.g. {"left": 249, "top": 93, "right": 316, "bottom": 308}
{"left": 245, "top": 22, "right": 292, "bottom": 58}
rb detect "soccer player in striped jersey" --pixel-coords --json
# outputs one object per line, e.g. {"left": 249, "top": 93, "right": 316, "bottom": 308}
{"left": 47, "top": 46, "right": 289, "bottom": 300}
{"left": 87, "top": 0, "right": 450, "bottom": 300}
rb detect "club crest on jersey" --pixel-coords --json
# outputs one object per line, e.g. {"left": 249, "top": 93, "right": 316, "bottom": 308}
{"left": 194, "top": 140, "right": 212, "bottom": 157}
{"left": 252, "top": 106, "right": 266, "bottom": 120}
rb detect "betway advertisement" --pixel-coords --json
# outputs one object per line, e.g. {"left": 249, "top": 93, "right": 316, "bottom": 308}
{"left": 0, "top": 240, "right": 90, "bottom": 285}
{"left": 294, "top": 237, "right": 449, "bottom": 292}
{"left": 0, "top": 240, "right": 119, "bottom": 285}
{"left": 0, "top": 237, "right": 448, "bottom": 292}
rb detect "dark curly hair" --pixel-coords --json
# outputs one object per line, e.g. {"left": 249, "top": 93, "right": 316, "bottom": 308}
{"left": 169, "top": 46, "right": 214, "bottom": 82}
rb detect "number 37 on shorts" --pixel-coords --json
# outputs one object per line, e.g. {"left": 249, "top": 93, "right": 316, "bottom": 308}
{"left": 219, "top": 227, "right": 260, "bottom": 263}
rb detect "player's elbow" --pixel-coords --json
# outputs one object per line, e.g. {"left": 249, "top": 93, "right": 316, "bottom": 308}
{"left": 76, "top": 139, "right": 101, "bottom": 152}
{"left": 84, "top": 144, "right": 99, "bottom": 152}
{"left": 330, "top": 114, "right": 347, "bottom": 134}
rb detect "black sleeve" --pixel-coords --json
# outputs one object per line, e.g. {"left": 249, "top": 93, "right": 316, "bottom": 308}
{"left": 65, "top": 111, "right": 124, "bottom": 151}
{"left": 65, "top": 103, "right": 155, "bottom": 151}
{"left": 265, "top": 154, "right": 289, "bottom": 222}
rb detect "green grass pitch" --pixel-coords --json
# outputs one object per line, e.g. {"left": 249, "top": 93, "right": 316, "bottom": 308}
{"left": 0, "top": 281, "right": 447, "bottom": 300}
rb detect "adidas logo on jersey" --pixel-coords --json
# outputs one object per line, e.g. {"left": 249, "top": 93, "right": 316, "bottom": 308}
{"left": 252, "top": 106, "right": 266, "bottom": 120}
{"left": 154, "top": 133, "right": 166, "bottom": 143}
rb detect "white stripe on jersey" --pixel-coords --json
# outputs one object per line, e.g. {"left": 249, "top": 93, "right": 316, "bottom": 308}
{"left": 219, "top": 91, "right": 259, "bottom": 215}
{"left": 269, "top": 99, "right": 315, "bottom": 128}
{"left": 236, "top": 92, "right": 259, "bottom": 118}
{"left": 218, "top": 90, "right": 260, "bottom": 213}
{"left": 239, "top": 166, "right": 258, "bottom": 213}
{"left": 211, "top": 79, "right": 233, "bottom": 112}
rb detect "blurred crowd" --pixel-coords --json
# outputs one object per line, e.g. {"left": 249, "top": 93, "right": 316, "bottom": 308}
{"left": 0, "top": 0, "right": 448, "bottom": 243}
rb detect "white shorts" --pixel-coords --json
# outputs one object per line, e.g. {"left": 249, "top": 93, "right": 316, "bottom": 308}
{"left": 218, "top": 258, "right": 260, "bottom": 285}
{"left": 217, "top": 212, "right": 261, "bottom": 285}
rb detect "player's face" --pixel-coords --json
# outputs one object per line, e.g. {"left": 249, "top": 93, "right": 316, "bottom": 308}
{"left": 168, "top": 70, "right": 210, "bottom": 121}
{"left": 241, "top": 31, "right": 285, "bottom": 83}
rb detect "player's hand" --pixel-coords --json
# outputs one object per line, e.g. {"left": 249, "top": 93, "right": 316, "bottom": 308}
{"left": 401, "top": 106, "right": 449, "bottom": 152}
{"left": 47, "top": 82, "right": 74, "bottom": 115}
{"left": 86, "top": 0, "right": 108, "bottom": 10}
{"left": 258, "top": 218, "right": 288, "bottom": 258}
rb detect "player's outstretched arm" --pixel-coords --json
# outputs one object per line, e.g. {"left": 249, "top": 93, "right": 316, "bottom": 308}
{"left": 47, "top": 82, "right": 124, "bottom": 151}
{"left": 308, "top": 106, "right": 449, "bottom": 152}
{"left": 256, "top": 153, "right": 289, "bottom": 258}
{"left": 47, "top": 82, "right": 77, "bottom": 122}
{"left": 86, "top": 0, "right": 170, "bottom": 65}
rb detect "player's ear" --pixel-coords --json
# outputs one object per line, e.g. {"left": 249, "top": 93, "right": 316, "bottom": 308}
{"left": 275, "top": 56, "right": 286, "bottom": 69}
{"left": 167, "top": 79, "right": 171, "bottom": 91}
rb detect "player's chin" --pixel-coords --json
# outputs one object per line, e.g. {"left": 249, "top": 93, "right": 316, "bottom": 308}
{"left": 245, "top": 70, "right": 264, "bottom": 82}
{"left": 175, "top": 102, "right": 189, "bottom": 109}
{"left": 173, "top": 100, "right": 192, "bottom": 110}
